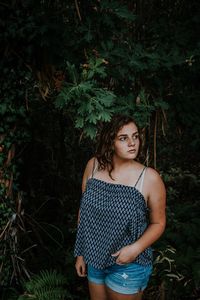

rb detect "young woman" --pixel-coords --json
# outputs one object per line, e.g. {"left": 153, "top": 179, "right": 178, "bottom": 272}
{"left": 74, "top": 115, "right": 166, "bottom": 300}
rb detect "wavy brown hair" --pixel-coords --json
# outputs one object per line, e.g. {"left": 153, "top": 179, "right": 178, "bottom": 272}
{"left": 95, "top": 114, "right": 141, "bottom": 178}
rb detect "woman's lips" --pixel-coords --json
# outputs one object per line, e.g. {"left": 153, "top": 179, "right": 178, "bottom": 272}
{"left": 128, "top": 149, "right": 136, "bottom": 153}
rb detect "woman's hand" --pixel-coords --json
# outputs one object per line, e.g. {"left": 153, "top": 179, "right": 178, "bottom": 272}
{"left": 111, "top": 243, "right": 141, "bottom": 265}
{"left": 75, "top": 256, "right": 87, "bottom": 277}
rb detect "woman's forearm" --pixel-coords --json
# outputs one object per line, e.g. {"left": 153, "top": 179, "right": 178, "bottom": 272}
{"left": 132, "top": 222, "right": 166, "bottom": 255}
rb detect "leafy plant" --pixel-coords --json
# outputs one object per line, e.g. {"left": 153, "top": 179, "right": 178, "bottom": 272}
{"left": 0, "top": 1, "right": 199, "bottom": 299}
{"left": 54, "top": 59, "right": 116, "bottom": 138}
{"left": 18, "top": 270, "right": 72, "bottom": 300}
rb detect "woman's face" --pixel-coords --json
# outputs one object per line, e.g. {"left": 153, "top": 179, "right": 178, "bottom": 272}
{"left": 113, "top": 122, "right": 140, "bottom": 160}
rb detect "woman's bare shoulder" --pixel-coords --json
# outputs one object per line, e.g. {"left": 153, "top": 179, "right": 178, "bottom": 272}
{"left": 84, "top": 157, "right": 96, "bottom": 176}
{"left": 145, "top": 167, "right": 165, "bottom": 187}
{"left": 145, "top": 167, "right": 166, "bottom": 207}
{"left": 146, "top": 167, "right": 160, "bottom": 177}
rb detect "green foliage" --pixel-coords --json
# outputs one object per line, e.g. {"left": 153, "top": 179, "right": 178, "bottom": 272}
{"left": 0, "top": 0, "right": 199, "bottom": 299}
{"left": 145, "top": 246, "right": 185, "bottom": 299}
{"left": 153, "top": 167, "right": 200, "bottom": 299}
{"left": 0, "top": 0, "right": 35, "bottom": 286}
{"left": 1, "top": 287, "right": 19, "bottom": 300}
{"left": 54, "top": 59, "right": 116, "bottom": 138}
{"left": 18, "top": 270, "right": 72, "bottom": 300}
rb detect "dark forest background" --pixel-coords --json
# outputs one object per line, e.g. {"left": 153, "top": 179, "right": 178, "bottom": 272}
{"left": 0, "top": 1, "right": 200, "bottom": 299}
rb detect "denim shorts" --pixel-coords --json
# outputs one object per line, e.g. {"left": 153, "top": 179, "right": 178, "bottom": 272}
{"left": 87, "top": 262, "right": 152, "bottom": 295}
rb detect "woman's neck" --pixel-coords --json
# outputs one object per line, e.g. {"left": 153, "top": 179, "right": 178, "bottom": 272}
{"left": 112, "top": 155, "right": 137, "bottom": 170}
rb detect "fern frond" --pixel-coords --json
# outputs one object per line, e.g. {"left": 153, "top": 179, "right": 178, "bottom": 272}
{"left": 36, "top": 288, "right": 71, "bottom": 300}
{"left": 20, "top": 269, "right": 71, "bottom": 300}
{"left": 25, "top": 269, "right": 68, "bottom": 292}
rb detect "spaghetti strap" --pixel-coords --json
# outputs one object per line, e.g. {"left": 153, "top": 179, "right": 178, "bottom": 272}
{"left": 139, "top": 167, "right": 147, "bottom": 193}
{"left": 134, "top": 167, "right": 146, "bottom": 188}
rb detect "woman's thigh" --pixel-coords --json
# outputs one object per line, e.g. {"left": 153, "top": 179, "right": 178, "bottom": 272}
{"left": 88, "top": 264, "right": 108, "bottom": 300}
{"left": 88, "top": 282, "right": 108, "bottom": 300}
{"left": 106, "top": 286, "right": 143, "bottom": 300}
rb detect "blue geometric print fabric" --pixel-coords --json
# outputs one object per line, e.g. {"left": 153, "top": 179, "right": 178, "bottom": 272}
{"left": 74, "top": 178, "right": 153, "bottom": 269}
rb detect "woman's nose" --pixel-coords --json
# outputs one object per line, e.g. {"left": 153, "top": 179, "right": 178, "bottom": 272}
{"left": 128, "top": 138, "right": 135, "bottom": 146}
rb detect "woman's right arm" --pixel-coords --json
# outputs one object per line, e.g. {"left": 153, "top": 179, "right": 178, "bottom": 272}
{"left": 75, "top": 157, "right": 95, "bottom": 277}
{"left": 77, "top": 157, "right": 95, "bottom": 223}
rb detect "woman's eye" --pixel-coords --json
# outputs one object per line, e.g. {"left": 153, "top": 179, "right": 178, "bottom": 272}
{"left": 133, "top": 135, "right": 139, "bottom": 140}
{"left": 119, "top": 137, "right": 127, "bottom": 141}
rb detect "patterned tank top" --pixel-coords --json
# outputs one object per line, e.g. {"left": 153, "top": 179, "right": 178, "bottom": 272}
{"left": 74, "top": 167, "right": 152, "bottom": 269}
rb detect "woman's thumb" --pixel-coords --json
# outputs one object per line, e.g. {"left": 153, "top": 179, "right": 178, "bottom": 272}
{"left": 111, "top": 250, "right": 120, "bottom": 257}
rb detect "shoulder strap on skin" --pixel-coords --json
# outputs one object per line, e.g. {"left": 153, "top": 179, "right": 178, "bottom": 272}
{"left": 134, "top": 167, "right": 146, "bottom": 188}
{"left": 138, "top": 167, "right": 147, "bottom": 193}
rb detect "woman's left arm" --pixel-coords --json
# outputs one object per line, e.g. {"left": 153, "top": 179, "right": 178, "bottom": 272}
{"left": 113, "top": 168, "right": 166, "bottom": 264}
{"left": 133, "top": 167, "right": 166, "bottom": 252}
